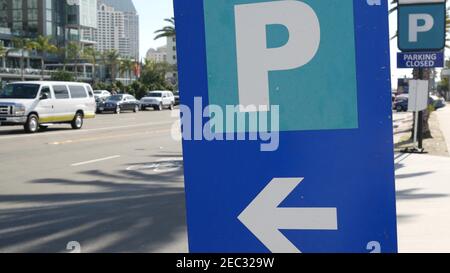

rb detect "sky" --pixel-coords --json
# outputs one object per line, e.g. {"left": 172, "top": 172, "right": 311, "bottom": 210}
{"left": 133, "top": 0, "right": 174, "bottom": 60}
{"left": 134, "top": 1, "right": 441, "bottom": 89}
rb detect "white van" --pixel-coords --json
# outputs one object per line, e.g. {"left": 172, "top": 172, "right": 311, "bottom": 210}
{"left": 0, "top": 81, "right": 96, "bottom": 133}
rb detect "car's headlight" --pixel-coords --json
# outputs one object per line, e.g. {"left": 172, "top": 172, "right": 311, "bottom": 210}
{"left": 14, "top": 104, "right": 26, "bottom": 116}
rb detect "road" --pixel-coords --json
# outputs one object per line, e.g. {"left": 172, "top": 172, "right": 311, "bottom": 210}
{"left": 1, "top": 107, "right": 448, "bottom": 253}
{"left": 0, "top": 109, "right": 188, "bottom": 253}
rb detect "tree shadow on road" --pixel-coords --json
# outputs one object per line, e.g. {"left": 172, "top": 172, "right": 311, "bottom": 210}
{"left": 396, "top": 188, "right": 449, "bottom": 201}
{"left": 0, "top": 158, "right": 187, "bottom": 253}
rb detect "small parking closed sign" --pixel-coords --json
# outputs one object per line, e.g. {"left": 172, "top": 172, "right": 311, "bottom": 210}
{"left": 397, "top": 52, "right": 444, "bottom": 68}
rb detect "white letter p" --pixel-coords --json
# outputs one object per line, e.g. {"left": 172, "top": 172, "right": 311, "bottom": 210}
{"left": 409, "top": 14, "right": 434, "bottom": 43}
{"left": 234, "top": 0, "right": 320, "bottom": 112}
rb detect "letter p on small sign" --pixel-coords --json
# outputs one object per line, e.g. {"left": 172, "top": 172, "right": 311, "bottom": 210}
{"left": 234, "top": 1, "right": 320, "bottom": 112}
{"left": 408, "top": 14, "right": 434, "bottom": 43}
{"left": 398, "top": 1, "right": 445, "bottom": 51}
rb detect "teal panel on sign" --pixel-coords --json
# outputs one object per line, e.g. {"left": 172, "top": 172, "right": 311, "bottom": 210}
{"left": 203, "top": 0, "right": 359, "bottom": 132}
{"left": 398, "top": 3, "right": 446, "bottom": 51}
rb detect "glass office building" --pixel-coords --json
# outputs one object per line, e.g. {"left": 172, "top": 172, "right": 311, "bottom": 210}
{"left": 0, "top": 0, "right": 96, "bottom": 47}
{"left": 0, "top": 0, "right": 98, "bottom": 83}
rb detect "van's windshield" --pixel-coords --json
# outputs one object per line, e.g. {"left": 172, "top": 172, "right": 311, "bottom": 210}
{"left": 0, "top": 84, "right": 40, "bottom": 99}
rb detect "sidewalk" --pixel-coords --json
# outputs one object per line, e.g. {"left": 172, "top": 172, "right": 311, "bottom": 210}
{"left": 396, "top": 152, "right": 450, "bottom": 253}
{"left": 436, "top": 104, "right": 450, "bottom": 153}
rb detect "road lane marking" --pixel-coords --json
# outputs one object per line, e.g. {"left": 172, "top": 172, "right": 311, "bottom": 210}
{"left": 71, "top": 155, "right": 121, "bottom": 167}
{"left": 49, "top": 128, "right": 172, "bottom": 145}
{"left": 0, "top": 120, "right": 175, "bottom": 141}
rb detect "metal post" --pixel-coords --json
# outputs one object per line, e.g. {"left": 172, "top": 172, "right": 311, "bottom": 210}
{"left": 417, "top": 68, "right": 424, "bottom": 151}
{"left": 418, "top": 111, "right": 424, "bottom": 149}
{"left": 413, "top": 111, "right": 419, "bottom": 149}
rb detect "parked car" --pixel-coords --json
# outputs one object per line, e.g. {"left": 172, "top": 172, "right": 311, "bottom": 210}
{"left": 94, "top": 90, "right": 111, "bottom": 100}
{"left": 394, "top": 94, "right": 446, "bottom": 112}
{"left": 98, "top": 94, "right": 140, "bottom": 114}
{"left": 0, "top": 81, "right": 96, "bottom": 133}
{"left": 174, "top": 91, "right": 180, "bottom": 106}
{"left": 393, "top": 94, "right": 409, "bottom": 112}
{"left": 140, "top": 91, "right": 175, "bottom": 111}
{"left": 430, "top": 95, "right": 446, "bottom": 110}
{"left": 95, "top": 96, "right": 110, "bottom": 114}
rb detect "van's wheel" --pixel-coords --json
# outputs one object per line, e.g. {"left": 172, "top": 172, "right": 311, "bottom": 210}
{"left": 156, "top": 103, "right": 163, "bottom": 111}
{"left": 134, "top": 105, "right": 139, "bottom": 113}
{"left": 115, "top": 106, "right": 121, "bottom": 114}
{"left": 71, "top": 113, "right": 84, "bottom": 130}
{"left": 24, "top": 114, "right": 39, "bottom": 134}
{"left": 169, "top": 103, "right": 174, "bottom": 110}
{"left": 141, "top": 106, "right": 146, "bottom": 111}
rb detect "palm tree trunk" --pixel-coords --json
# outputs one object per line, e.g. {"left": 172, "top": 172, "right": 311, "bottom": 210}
{"left": 411, "top": 68, "right": 432, "bottom": 141}
{"left": 92, "top": 63, "right": 96, "bottom": 84}
{"left": 20, "top": 51, "right": 25, "bottom": 81}
{"left": 41, "top": 57, "right": 45, "bottom": 81}
{"left": 111, "top": 64, "right": 116, "bottom": 83}
{"left": 74, "top": 58, "right": 78, "bottom": 80}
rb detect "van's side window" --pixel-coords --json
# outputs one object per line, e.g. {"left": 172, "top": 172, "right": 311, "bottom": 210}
{"left": 69, "top": 85, "right": 88, "bottom": 98}
{"left": 40, "top": 86, "right": 51, "bottom": 99}
{"left": 53, "top": 85, "right": 70, "bottom": 99}
{"left": 86, "top": 85, "right": 94, "bottom": 98}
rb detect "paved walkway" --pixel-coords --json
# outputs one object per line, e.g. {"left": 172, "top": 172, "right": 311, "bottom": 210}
{"left": 436, "top": 104, "right": 450, "bottom": 153}
{"left": 396, "top": 152, "right": 450, "bottom": 253}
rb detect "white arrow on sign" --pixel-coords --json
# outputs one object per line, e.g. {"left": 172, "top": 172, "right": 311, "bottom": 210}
{"left": 238, "top": 178, "right": 338, "bottom": 253}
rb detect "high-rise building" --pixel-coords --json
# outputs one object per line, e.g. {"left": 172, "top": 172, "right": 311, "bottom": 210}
{"left": 166, "top": 36, "right": 177, "bottom": 66}
{"left": 0, "top": 0, "right": 97, "bottom": 47}
{"left": 94, "top": 3, "right": 126, "bottom": 56}
{"left": 0, "top": 0, "right": 98, "bottom": 82}
{"left": 95, "top": 0, "right": 139, "bottom": 60}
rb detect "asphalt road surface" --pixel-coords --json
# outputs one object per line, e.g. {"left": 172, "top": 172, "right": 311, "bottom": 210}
{"left": 0, "top": 109, "right": 188, "bottom": 253}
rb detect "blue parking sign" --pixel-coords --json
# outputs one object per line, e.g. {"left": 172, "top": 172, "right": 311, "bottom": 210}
{"left": 398, "top": 2, "right": 446, "bottom": 51}
{"left": 175, "top": 0, "right": 398, "bottom": 253}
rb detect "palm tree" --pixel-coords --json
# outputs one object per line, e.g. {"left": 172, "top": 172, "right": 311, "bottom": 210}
{"left": 120, "top": 58, "right": 135, "bottom": 84}
{"left": 104, "top": 49, "right": 120, "bottom": 83}
{"left": 11, "top": 37, "right": 35, "bottom": 81}
{"left": 140, "top": 59, "right": 171, "bottom": 89}
{"left": 28, "top": 36, "right": 58, "bottom": 80}
{"left": 66, "top": 42, "right": 81, "bottom": 77}
{"left": 0, "top": 44, "right": 7, "bottom": 69}
{"left": 154, "top": 17, "right": 176, "bottom": 40}
{"left": 83, "top": 46, "right": 99, "bottom": 84}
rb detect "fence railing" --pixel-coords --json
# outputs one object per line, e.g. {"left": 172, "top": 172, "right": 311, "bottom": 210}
{"left": 0, "top": 67, "right": 93, "bottom": 79}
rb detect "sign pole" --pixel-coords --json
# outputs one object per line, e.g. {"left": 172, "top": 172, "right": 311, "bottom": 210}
{"left": 417, "top": 68, "right": 424, "bottom": 151}
{"left": 413, "top": 111, "right": 419, "bottom": 149}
